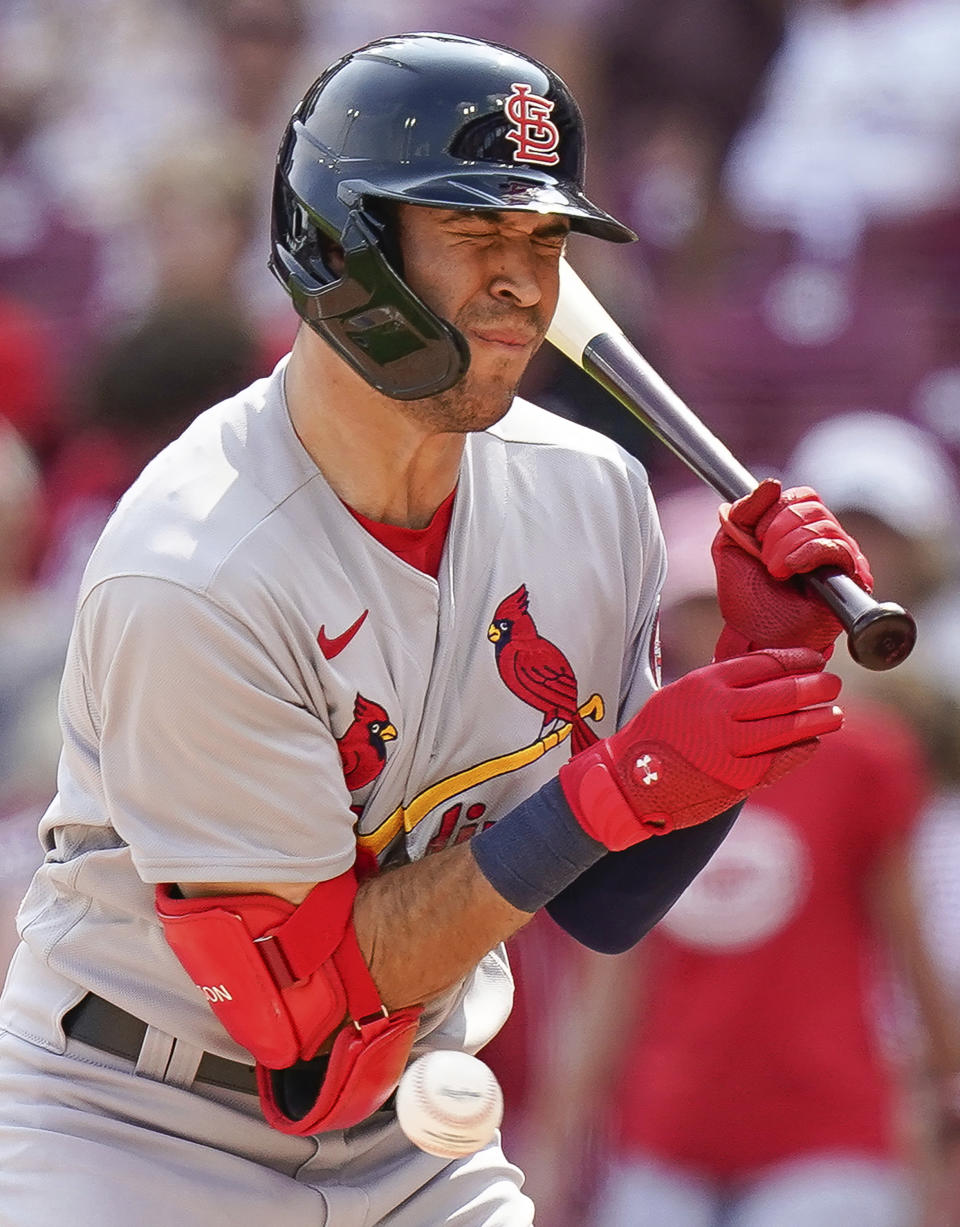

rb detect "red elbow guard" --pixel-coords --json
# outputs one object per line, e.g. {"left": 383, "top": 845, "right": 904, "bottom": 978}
{"left": 155, "top": 870, "right": 421, "bottom": 1135}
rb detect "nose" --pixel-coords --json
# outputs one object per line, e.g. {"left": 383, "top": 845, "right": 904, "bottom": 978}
{"left": 487, "top": 243, "right": 543, "bottom": 309}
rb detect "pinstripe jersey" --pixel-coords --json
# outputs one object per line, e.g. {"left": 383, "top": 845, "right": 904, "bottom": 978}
{"left": 12, "top": 355, "right": 665, "bottom": 1069}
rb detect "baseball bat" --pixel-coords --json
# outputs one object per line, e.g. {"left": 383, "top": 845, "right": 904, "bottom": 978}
{"left": 547, "top": 258, "right": 916, "bottom": 671}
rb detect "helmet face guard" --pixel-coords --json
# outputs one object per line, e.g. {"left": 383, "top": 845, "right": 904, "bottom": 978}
{"left": 270, "top": 32, "right": 635, "bottom": 400}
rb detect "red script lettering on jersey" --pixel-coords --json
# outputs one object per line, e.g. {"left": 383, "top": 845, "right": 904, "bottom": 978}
{"left": 318, "top": 610, "right": 369, "bottom": 659}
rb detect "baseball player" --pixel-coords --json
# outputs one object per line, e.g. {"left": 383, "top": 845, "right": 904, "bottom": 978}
{"left": 0, "top": 33, "right": 872, "bottom": 1227}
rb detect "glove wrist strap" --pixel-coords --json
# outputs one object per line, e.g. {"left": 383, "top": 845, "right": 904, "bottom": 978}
{"left": 558, "top": 744, "right": 662, "bottom": 851}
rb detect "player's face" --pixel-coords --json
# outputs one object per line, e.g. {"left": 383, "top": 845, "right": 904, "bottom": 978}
{"left": 394, "top": 204, "right": 569, "bottom": 432}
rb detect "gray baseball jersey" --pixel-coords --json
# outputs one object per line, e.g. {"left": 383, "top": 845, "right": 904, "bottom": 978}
{"left": 1, "top": 355, "right": 664, "bottom": 1222}
{"left": 12, "top": 355, "right": 664, "bottom": 1061}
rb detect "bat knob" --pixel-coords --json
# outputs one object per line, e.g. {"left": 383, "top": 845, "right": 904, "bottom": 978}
{"left": 846, "top": 602, "right": 917, "bottom": 672}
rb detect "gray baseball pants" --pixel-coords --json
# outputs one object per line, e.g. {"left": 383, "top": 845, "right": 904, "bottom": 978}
{"left": 0, "top": 949, "right": 534, "bottom": 1227}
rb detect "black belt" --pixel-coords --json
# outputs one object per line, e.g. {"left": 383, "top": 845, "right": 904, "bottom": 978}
{"left": 63, "top": 993, "right": 258, "bottom": 1095}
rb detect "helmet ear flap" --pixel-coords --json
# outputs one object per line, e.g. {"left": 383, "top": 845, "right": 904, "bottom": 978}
{"left": 271, "top": 196, "right": 470, "bottom": 401}
{"left": 362, "top": 198, "right": 404, "bottom": 279}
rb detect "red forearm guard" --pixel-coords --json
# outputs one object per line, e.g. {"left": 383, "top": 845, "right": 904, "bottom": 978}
{"left": 156, "top": 870, "right": 422, "bottom": 1135}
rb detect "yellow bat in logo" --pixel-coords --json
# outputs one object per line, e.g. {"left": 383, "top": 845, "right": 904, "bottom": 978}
{"left": 357, "top": 693, "right": 604, "bottom": 857}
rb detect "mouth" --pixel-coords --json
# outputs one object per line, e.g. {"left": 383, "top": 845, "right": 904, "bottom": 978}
{"left": 469, "top": 327, "right": 537, "bottom": 350}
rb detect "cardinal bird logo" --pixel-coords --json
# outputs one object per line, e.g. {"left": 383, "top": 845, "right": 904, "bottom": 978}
{"left": 336, "top": 694, "right": 397, "bottom": 792}
{"left": 488, "top": 584, "right": 598, "bottom": 755}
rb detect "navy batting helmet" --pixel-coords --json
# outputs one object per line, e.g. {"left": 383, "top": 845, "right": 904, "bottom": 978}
{"left": 269, "top": 31, "right": 635, "bottom": 400}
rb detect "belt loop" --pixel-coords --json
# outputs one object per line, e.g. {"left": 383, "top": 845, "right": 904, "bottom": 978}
{"left": 164, "top": 1037, "right": 204, "bottom": 1090}
{"left": 133, "top": 1024, "right": 175, "bottom": 1082}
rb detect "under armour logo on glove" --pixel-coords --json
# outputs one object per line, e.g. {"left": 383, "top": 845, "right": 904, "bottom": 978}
{"left": 505, "top": 83, "right": 560, "bottom": 165}
{"left": 634, "top": 753, "right": 661, "bottom": 786}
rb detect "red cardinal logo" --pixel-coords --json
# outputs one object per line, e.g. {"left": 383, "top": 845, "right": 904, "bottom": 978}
{"left": 488, "top": 584, "right": 598, "bottom": 755}
{"left": 336, "top": 694, "right": 397, "bottom": 791}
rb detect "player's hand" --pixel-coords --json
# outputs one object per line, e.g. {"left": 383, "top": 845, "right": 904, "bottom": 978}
{"left": 558, "top": 648, "right": 842, "bottom": 851}
{"left": 711, "top": 478, "right": 874, "bottom": 660}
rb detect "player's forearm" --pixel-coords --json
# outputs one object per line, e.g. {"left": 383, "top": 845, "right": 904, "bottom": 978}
{"left": 353, "top": 842, "right": 533, "bottom": 1009}
{"left": 175, "top": 846, "right": 531, "bottom": 1011}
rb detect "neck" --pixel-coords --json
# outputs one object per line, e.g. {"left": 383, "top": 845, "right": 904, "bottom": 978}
{"left": 283, "top": 327, "right": 465, "bottom": 529}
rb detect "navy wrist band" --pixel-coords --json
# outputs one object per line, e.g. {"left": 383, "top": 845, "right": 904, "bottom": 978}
{"left": 471, "top": 776, "right": 607, "bottom": 913}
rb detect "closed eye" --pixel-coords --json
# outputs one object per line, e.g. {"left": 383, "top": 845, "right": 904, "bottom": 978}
{"left": 447, "top": 228, "right": 498, "bottom": 243}
{"left": 533, "top": 233, "right": 567, "bottom": 252}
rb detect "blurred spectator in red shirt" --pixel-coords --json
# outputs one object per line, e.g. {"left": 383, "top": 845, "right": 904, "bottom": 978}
{"left": 0, "top": 421, "right": 70, "bottom": 809}
{"left": 491, "top": 482, "right": 960, "bottom": 1227}
{"left": 0, "top": 15, "right": 100, "bottom": 450}
{"left": 0, "top": 297, "right": 60, "bottom": 460}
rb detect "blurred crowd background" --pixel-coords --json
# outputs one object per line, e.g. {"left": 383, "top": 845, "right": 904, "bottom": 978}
{"left": 2, "top": 1, "right": 960, "bottom": 1224}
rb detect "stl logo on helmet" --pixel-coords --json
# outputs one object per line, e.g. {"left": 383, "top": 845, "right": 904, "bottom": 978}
{"left": 504, "top": 82, "right": 560, "bottom": 166}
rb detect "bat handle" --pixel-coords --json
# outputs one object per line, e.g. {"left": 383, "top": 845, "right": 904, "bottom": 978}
{"left": 806, "top": 569, "right": 917, "bottom": 671}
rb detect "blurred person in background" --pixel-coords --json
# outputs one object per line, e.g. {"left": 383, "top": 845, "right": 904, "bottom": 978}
{"left": 7, "top": 0, "right": 319, "bottom": 344}
{"left": 784, "top": 412, "right": 960, "bottom": 661}
{"left": 785, "top": 411, "right": 960, "bottom": 1223}
{"left": 588, "top": 0, "right": 788, "bottom": 281}
{"left": 133, "top": 136, "right": 261, "bottom": 318}
{"left": 907, "top": 619, "right": 960, "bottom": 1227}
{"left": 783, "top": 411, "right": 960, "bottom": 807}
{"left": 0, "top": 0, "right": 201, "bottom": 350}
{"left": 0, "top": 423, "right": 65, "bottom": 976}
{"left": 123, "top": 133, "right": 297, "bottom": 362}
{"left": 38, "top": 302, "right": 259, "bottom": 606}
{"left": 0, "top": 11, "right": 98, "bottom": 451}
{"left": 727, "top": 0, "right": 960, "bottom": 258}
{"left": 189, "top": 0, "right": 319, "bottom": 335}
{"left": 204, "top": 0, "right": 307, "bottom": 134}
{"left": 616, "top": 0, "right": 960, "bottom": 477}
{"left": 506, "top": 482, "right": 960, "bottom": 1227}
{"left": 0, "top": 421, "right": 68, "bottom": 809}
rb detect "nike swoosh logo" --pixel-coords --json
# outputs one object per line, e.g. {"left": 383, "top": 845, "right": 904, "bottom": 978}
{"left": 317, "top": 610, "right": 369, "bottom": 660}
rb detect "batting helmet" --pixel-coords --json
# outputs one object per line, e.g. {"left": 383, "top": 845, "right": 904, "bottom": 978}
{"left": 270, "top": 31, "right": 635, "bottom": 400}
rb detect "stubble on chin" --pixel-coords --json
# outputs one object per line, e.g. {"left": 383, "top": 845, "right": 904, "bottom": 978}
{"left": 422, "top": 316, "right": 547, "bottom": 433}
{"left": 401, "top": 341, "right": 537, "bottom": 433}
{"left": 414, "top": 369, "right": 520, "bottom": 433}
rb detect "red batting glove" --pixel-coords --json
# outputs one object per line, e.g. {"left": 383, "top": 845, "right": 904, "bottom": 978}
{"left": 712, "top": 478, "right": 874, "bottom": 660}
{"left": 558, "top": 648, "right": 842, "bottom": 851}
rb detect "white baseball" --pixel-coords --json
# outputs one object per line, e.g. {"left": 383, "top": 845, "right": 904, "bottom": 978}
{"left": 395, "top": 1050, "right": 504, "bottom": 1158}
